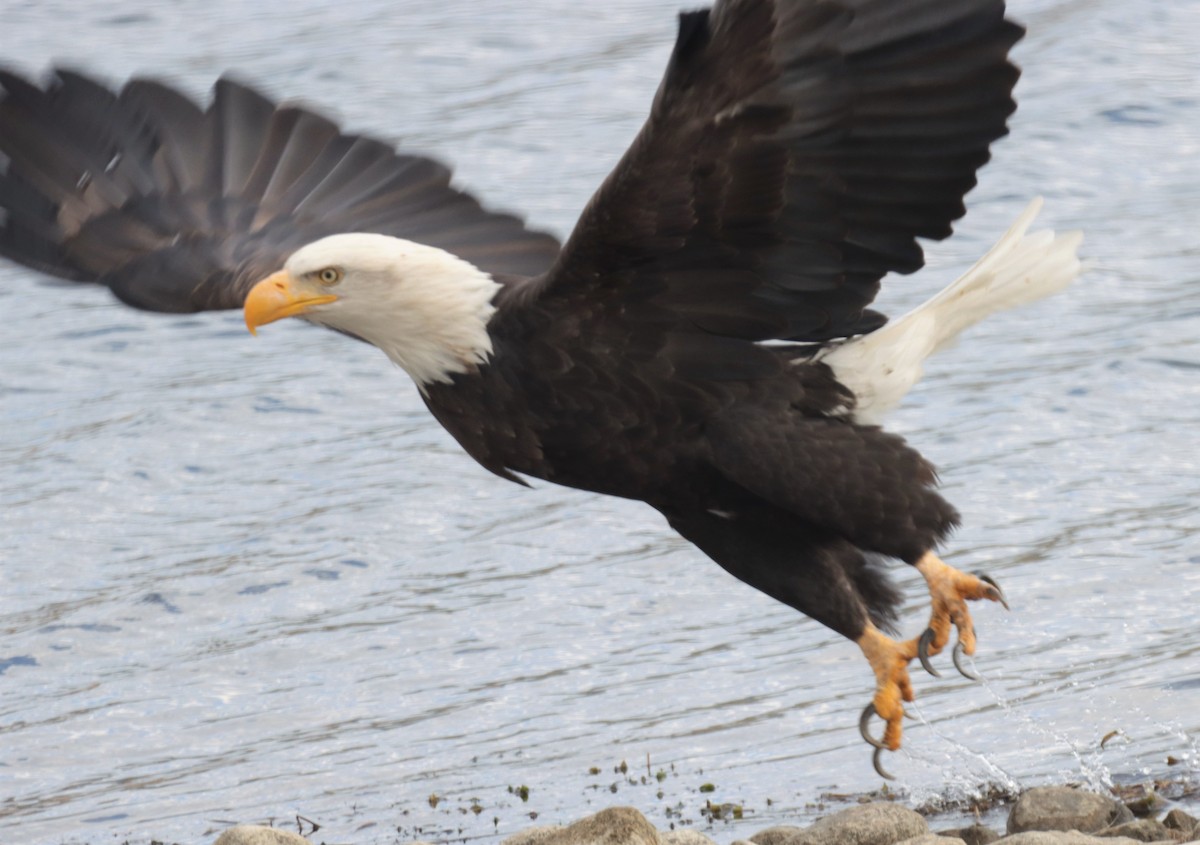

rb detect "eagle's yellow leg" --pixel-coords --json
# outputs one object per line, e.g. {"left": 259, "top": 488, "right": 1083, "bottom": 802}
{"left": 857, "top": 622, "right": 917, "bottom": 756}
{"left": 856, "top": 555, "right": 1008, "bottom": 778}
{"left": 911, "top": 552, "right": 1007, "bottom": 677}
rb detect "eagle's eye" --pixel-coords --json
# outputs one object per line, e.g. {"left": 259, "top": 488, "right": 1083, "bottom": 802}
{"left": 316, "top": 267, "right": 343, "bottom": 286}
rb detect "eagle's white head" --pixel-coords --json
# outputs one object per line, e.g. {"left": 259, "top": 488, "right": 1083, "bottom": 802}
{"left": 244, "top": 233, "right": 501, "bottom": 386}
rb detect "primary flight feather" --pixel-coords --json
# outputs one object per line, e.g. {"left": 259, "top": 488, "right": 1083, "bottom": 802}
{"left": 0, "top": 0, "right": 1081, "bottom": 777}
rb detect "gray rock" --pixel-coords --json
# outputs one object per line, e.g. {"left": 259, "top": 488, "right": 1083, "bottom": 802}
{"left": 754, "top": 803, "right": 928, "bottom": 845}
{"left": 1164, "top": 810, "right": 1199, "bottom": 836}
{"left": 662, "top": 831, "right": 719, "bottom": 845}
{"left": 212, "top": 826, "right": 312, "bottom": 845}
{"left": 502, "top": 807, "right": 660, "bottom": 845}
{"left": 1098, "top": 821, "right": 1184, "bottom": 842}
{"left": 938, "top": 824, "right": 1001, "bottom": 845}
{"left": 1008, "top": 787, "right": 1124, "bottom": 834}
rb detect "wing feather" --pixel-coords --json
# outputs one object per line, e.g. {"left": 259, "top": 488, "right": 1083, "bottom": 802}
{"left": 529, "top": 0, "right": 1024, "bottom": 383}
{"left": 0, "top": 69, "right": 560, "bottom": 313}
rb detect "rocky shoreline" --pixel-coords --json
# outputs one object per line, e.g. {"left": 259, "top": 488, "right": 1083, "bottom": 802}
{"left": 210, "top": 786, "right": 1200, "bottom": 845}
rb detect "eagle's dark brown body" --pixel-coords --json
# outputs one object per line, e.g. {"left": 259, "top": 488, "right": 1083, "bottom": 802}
{"left": 425, "top": 292, "right": 957, "bottom": 638}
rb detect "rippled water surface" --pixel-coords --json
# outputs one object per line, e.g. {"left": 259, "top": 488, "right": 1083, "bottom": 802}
{"left": 2, "top": 0, "right": 1198, "bottom": 842}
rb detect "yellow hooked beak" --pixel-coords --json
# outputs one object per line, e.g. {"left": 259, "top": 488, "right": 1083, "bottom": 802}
{"left": 243, "top": 270, "right": 339, "bottom": 335}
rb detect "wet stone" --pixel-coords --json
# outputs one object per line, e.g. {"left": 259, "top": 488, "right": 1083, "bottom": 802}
{"left": 1007, "top": 787, "right": 1124, "bottom": 834}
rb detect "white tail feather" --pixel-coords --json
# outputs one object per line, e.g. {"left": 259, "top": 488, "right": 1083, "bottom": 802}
{"left": 819, "top": 198, "right": 1083, "bottom": 425}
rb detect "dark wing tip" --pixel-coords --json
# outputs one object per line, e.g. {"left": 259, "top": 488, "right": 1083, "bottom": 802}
{"left": 675, "top": 9, "right": 713, "bottom": 60}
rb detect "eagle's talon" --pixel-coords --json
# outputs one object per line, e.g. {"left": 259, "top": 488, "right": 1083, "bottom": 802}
{"left": 859, "top": 702, "right": 889, "bottom": 750}
{"left": 914, "top": 554, "right": 1007, "bottom": 684}
{"left": 872, "top": 746, "right": 896, "bottom": 780}
{"left": 973, "top": 572, "right": 1010, "bottom": 610}
{"left": 952, "top": 641, "right": 980, "bottom": 680}
{"left": 857, "top": 625, "right": 913, "bottom": 757}
{"left": 917, "top": 627, "right": 941, "bottom": 677}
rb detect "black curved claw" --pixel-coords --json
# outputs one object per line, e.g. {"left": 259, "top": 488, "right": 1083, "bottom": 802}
{"left": 872, "top": 746, "right": 896, "bottom": 780}
{"left": 952, "top": 640, "right": 981, "bottom": 680}
{"left": 973, "top": 571, "right": 1010, "bottom": 610}
{"left": 917, "top": 627, "right": 941, "bottom": 677}
{"left": 858, "top": 702, "right": 888, "bottom": 750}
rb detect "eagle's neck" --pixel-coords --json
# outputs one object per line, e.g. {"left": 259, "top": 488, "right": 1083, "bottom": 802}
{"left": 372, "top": 247, "right": 501, "bottom": 387}
{"left": 309, "top": 238, "right": 501, "bottom": 387}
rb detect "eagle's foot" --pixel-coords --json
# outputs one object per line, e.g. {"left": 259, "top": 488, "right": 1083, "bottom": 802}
{"left": 856, "top": 623, "right": 918, "bottom": 778}
{"left": 912, "top": 553, "right": 1008, "bottom": 680}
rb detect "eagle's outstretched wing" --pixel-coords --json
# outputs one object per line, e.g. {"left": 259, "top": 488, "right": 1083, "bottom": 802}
{"left": 531, "top": 0, "right": 1023, "bottom": 379}
{"left": 0, "top": 70, "right": 560, "bottom": 312}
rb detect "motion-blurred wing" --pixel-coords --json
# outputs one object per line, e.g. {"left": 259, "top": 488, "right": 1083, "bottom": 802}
{"left": 0, "top": 69, "right": 560, "bottom": 312}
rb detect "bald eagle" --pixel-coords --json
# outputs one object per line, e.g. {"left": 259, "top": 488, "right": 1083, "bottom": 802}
{"left": 0, "top": 0, "right": 1080, "bottom": 777}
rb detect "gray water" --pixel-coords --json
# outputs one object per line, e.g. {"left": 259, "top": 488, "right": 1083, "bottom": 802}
{"left": 1, "top": 0, "right": 1198, "bottom": 843}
